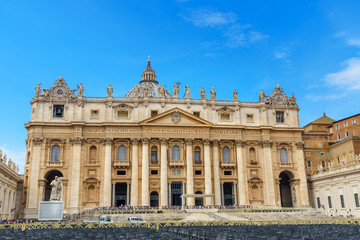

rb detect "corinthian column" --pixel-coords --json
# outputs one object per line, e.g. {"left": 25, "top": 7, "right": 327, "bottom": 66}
{"left": 160, "top": 138, "right": 168, "bottom": 207}
{"left": 130, "top": 138, "right": 139, "bottom": 206}
{"left": 69, "top": 137, "right": 86, "bottom": 212}
{"left": 26, "top": 138, "right": 43, "bottom": 217}
{"left": 141, "top": 138, "right": 150, "bottom": 206}
{"left": 102, "top": 138, "right": 113, "bottom": 207}
{"left": 262, "top": 140, "right": 276, "bottom": 206}
{"left": 185, "top": 139, "right": 194, "bottom": 206}
{"left": 235, "top": 140, "right": 246, "bottom": 205}
{"left": 294, "top": 142, "right": 310, "bottom": 206}
{"left": 203, "top": 139, "right": 212, "bottom": 206}
{"left": 212, "top": 140, "right": 221, "bottom": 206}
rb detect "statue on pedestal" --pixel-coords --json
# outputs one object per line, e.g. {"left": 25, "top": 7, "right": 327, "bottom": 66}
{"left": 173, "top": 83, "right": 179, "bottom": 98}
{"left": 233, "top": 89, "right": 238, "bottom": 102}
{"left": 133, "top": 85, "right": 139, "bottom": 97}
{"left": 159, "top": 84, "right": 165, "bottom": 97}
{"left": 3, "top": 154, "right": 7, "bottom": 164}
{"left": 35, "top": 84, "right": 41, "bottom": 98}
{"left": 50, "top": 176, "right": 62, "bottom": 201}
{"left": 107, "top": 84, "right": 113, "bottom": 97}
{"left": 77, "top": 83, "right": 84, "bottom": 97}
{"left": 210, "top": 87, "right": 216, "bottom": 100}
{"left": 200, "top": 87, "right": 206, "bottom": 100}
{"left": 259, "top": 89, "right": 265, "bottom": 103}
{"left": 185, "top": 86, "right": 191, "bottom": 99}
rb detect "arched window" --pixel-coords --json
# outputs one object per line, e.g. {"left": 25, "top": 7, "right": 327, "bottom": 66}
{"left": 249, "top": 148, "right": 256, "bottom": 162}
{"left": 90, "top": 146, "right": 97, "bottom": 161}
{"left": 117, "top": 146, "right": 127, "bottom": 161}
{"left": 280, "top": 148, "right": 288, "bottom": 163}
{"left": 222, "top": 147, "right": 230, "bottom": 162}
{"left": 51, "top": 145, "right": 60, "bottom": 162}
{"left": 172, "top": 145, "right": 180, "bottom": 161}
{"left": 194, "top": 146, "right": 201, "bottom": 162}
{"left": 151, "top": 146, "right": 158, "bottom": 162}
{"left": 88, "top": 185, "right": 96, "bottom": 202}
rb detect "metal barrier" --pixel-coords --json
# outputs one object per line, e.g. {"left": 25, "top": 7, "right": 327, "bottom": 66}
{"left": 0, "top": 219, "right": 359, "bottom": 231}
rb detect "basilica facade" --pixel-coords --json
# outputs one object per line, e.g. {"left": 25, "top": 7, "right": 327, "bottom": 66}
{"left": 23, "top": 60, "right": 309, "bottom": 218}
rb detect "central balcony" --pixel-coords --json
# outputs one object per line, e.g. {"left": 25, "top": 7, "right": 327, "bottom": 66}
{"left": 113, "top": 160, "right": 131, "bottom": 168}
{"left": 169, "top": 160, "right": 185, "bottom": 168}
{"left": 220, "top": 161, "right": 236, "bottom": 168}
{"left": 46, "top": 160, "right": 64, "bottom": 167}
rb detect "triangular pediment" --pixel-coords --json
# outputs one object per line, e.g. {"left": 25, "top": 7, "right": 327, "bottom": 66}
{"left": 140, "top": 108, "right": 212, "bottom": 127}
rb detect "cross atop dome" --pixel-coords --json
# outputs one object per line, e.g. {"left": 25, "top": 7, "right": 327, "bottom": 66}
{"left": 140, "top": 59, "right": 157, "bottom": 84}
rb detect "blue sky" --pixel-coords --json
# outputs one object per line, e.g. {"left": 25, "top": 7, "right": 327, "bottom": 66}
{"left": 1, "top": 0, "right": 360, "bottom": 173}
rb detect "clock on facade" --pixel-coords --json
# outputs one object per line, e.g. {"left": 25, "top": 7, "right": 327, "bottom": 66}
{"left": 54, "top": 87, "right": 65, "bottom": 97}
{"left": 275, "top": 94, "right": 284, "bottom": 104}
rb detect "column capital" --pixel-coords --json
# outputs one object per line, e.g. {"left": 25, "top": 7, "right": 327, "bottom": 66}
{"left": 235, "top": 140, "right": 245, "bottom": 147}
{"left": 259, "top": 140, "right": 273, "bottom": 147}
{"left": 160, "top": 138, "right": 168, "bottom": 144}
{"left": 100, "top": 138, "right": 113, "bottom": 146}
{"left": 31, "top": 137, "right": 44, "bottom": 145}
{"left": 185, "top": 138, "right": 193, "bottom": 145}
{"left": 69, "top": 137, "right": 86, "bottom": 145}
{"left": 131, "top": 138, "right": 140, "bottom": 144}
{"left": 211, "top": 139, "right": 220, "bottom": 145}
{"left": 141, "top": 137, "right": 150, "bottom": 144}
{"left": 294, "top": 142, "right": 304, "bottom": 149}
{"left": 203, "top": 138, "right": 211, "bottom": 145}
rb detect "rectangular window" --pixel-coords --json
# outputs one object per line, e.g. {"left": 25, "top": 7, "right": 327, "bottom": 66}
{"left": 117, "top": 110, "right": 128, "bottom": 119}
{"left": 337, "top": 134, "right": 342, "bottom": 140}
{"left": 336, "top": 125, "right": 340, "bottom": 130}
{"left": 328, "top": 196, "right": 332, "bottom": 208}
{"left": 317, "top": 197, "right": 321, "bottom": 208}
{"left": 151, "top": 170, "right": 158, "bottom": 175}
{"left": 355, "top": 193, "right": 360, "bottom": 207}
{"left": 53, "top": 105, "right": 64, "bottom": 118}
{"left": 322, "top": 161, "right": 326, "bottom": 167}
{"left": 220, "top": 113, "right": 230, "bottom": 121}
{"left": 276, "top": 112, "right": 284, "bottom": 123}
{"left": 117, "top": 170, "right": 126, "bottom": 176}
{"left": 330, "top": 128, "right": 333, "bottom": 134}
{"left": 340, "top": 195, "right": 345, "bottom": 208}
{"left": 224, "top": 171, "right": 232, "bottom": 175}
{"left": 352, "top": 119, "right": 357, "bottom": 125}
{"left": 193, "top": 111, "right": 200, "bottom": 117}
{"left": 307, "top": 161, "right": 311, "bottom": 167}
{"left": 345, "top": 132, "right": 350, "bottom": 137}
{"left": 91, "top": 110, "right": 99, "bottom": 118}
{"left": 194, "top": 151, "right": 200, "bottom": 162}
{"left": 195, "top": 170, "right": 202, "bottom": 175}
{"left": 246, "top": 114, "right": 254, "bottom": 123}
{"left": 344, "top": 122, "right": 348, "bottom": 127}
{"left": 151, "top": 110, "right": 158, "bottom": 117}
{"left": 151, "top": 151, "right": 157, "bottom": 161}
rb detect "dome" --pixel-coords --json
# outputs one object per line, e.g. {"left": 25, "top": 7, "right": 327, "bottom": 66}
{"left": 125, "top": 60, "right": 173, "bottom": 98}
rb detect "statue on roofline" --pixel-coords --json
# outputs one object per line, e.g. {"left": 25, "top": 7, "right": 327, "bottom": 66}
{"left": 35, "top": 84, "right": 41, "bottom": 98}
{"left": 200, "top": 87, "right": 206, "bottom": 100}
{"left": 173, "top": 83, "right": 179, "bottom": 98}
{"left": 210, "top": 87, "right": 216, "bottom": 100}
{"left": 107, "top": 84, "right": 113, "bottom": 97}
{"left": 259, "top": 89, "right": 265, "bottom": 103}
{"left": 77, "top": 83, "right": 84, "bottom": 97}
{"left": 233, "top": 89, "right": 238, "bottom": 102}
{"left": 185, "top": 86, "right": 191, "bottom": 99}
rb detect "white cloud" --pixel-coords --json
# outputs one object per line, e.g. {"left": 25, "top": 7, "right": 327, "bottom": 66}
{"left": 183, "top": 9, "right": 237, "bottom": 28}
{"left": 224, "top": 24, "right": 269, "bottom": 48}
{"left": 347, "top": 38, "right": 360, "bottom": 47}
{"left": 324, "top": 57, "right": 360, "bottom": 91}
{"left": 0, "top": 145, "right": 26, "bottom": 174}
{"left": 305, "top": 93, "right": 347, "bottom": 101}
{"left": 333, "top": 31, "right": 347, "bottom": 38}
{"left": 274, "top": 50, "right": 287, "bottom": 59}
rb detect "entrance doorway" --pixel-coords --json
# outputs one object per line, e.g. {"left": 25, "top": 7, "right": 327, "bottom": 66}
{"left": 195, "top": 191, "right": 203, "bottom": 206}
{"left": 279, "top": 172, "right": 293, "bottom": 207}
{"left": 171, "top": 182, "right": 183, "bottom": 206}
{"left": 223, "top": 182, "right": 234, "bottom": 205}
{"left": 115, "top": 183, "right": 127, "bottom": 207}
{"left": 44, "top": 170, "right": 63, "bottom": 201}
{"left": 150, "top": 191, "right": 159, "bottom": 207}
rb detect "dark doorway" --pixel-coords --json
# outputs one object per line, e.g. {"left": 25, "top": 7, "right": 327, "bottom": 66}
{"left": 279, "top": 172, "right": 293, "bottom": 207}
{"left": 115, "top": 183, "right": 127, "bottom": 206}
{"left": 195, "top": 191, "right": 203, "bottom": 206}
{"left": 44, "top": 170, "right": 63, "bottom": 201}
{"left": 150, "top": 191, "right": 159, "bottom": 207}
{"left": 171, "top": 182, "right": 182, "bottom": 206}
{"left": 223, "top": 182, "right": 233, "bottom": 205}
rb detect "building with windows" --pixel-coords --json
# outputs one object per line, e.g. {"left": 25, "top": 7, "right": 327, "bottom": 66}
{"left": 305, "top": 114, "right": 360, "bottom": 217}
{"left": 0, "top": 149, "right": 22, "bottom": 220}
{"left": 23, "top": 60, "right": 309, "bottom": 218}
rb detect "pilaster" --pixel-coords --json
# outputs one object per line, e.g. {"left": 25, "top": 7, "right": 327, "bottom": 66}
{"left": 160, "top": 138, "right": 168, "bottom": 207}
{"left": 141, "top": 138, "right": 150, "bottom": 206}
{"left": 185, "top": 138, "right": 194, "bottom": 206}
{"left": 203, "top": 138, "right": 212, "bottom": 206}
{"left": 130, "top": 138, "right": 139, "bottom": 206}
{"left": 101, "top": 137, "right": 113, "bottom": 207}
{"left": 212, "top": 139, "right": 221, "bottom": 206}
{"left": 235, "top": 140, "right": 246, "bottom": 205}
